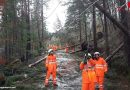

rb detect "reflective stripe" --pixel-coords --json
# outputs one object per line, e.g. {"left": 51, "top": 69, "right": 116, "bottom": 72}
{"left": 95, "top": 64, "right": 104, "bottom": 68}
{"left": 96, "top": 64, "right": 104, "bottom": 67}
{"left": 104, "top": 64, "right": 107, "bottom": 66}
{"left": 49, "top": 62, "right": 56, "bottom": 64}
{"left": 83, "top": 69, "right": 91, "bottom": 71}
{"left": 99, "top": 85, "right": 104, "bottom": 88}
{"left": 95, "top": 66, "right": 103, "bottom": 67}
{"left": 96, "top": 67, "right": 103, "bottom": 68}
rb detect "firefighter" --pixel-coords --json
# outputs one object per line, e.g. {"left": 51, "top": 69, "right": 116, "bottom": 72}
{"left": 80, "top": 53, "right": 97, "bottom": 90}
{"left": 94, "top": 52, "right": 108, "bottom": 90}
{"left": 44, "top": 49, "right": 57, "bottom": 87}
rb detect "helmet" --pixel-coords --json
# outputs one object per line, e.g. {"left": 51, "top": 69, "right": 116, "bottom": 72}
{"left": 88, "top": 53, "right": 92, "bottom": 57}
{"left": 94, "top": 52, "right": 100, "bottom": 55}
{"left": 48, "top": 49, "right": 53, "bottom": 54}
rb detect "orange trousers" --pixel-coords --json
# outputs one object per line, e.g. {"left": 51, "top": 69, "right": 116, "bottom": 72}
{"left": 82, "top": 83, "right": 95, "bottom": 90}
{"left": 96, "top": 76, "right": 104, "bottom": 90}
{"left": 45, "top": 70, "right": 56, "bottom": 85}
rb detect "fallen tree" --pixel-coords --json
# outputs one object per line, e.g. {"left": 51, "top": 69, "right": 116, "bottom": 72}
{"left": 105, "top": 43, "right": 124, "bottom": 62}
{"left": 28, "top": 56, "right": 47, "bottom": 67}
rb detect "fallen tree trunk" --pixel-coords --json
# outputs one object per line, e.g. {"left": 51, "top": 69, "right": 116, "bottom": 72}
{"left": 28, "top": 56, "right": 47, "bottom": 67}
{"left": 9, "top": 59, "right": 20, "bottom": 66}
{"left": 105, "top": 43, "right": 124, "bottom": 62}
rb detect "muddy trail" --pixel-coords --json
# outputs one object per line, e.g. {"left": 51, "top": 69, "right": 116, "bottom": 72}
{"left": 6, "top": 50, "right": 129, "bottom": 90}
{"left": 33, "top": 50, "right": 82, "bottom": 90}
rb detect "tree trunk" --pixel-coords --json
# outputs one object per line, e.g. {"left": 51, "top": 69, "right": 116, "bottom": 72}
{"left": 103, "top": 0, "right": 110, "bottom": 56}
{"left": 84, "top": 16, "right": 87, "bottom": 41}
{"left": 78, "top": 1, "right": 82, "bottom": 44}
{"left": 25, "top": 0, "right": 31, "bottom": 61}
{"left": 41, "top": 0, "right": 44, "bottom": 44}
{"left": 93, "top": 6, "right": 97, "bottom": 51}
{"left": 106, "top": 43, "right": 124, "bottom": 62}
{"left": 36, "top": 0, "right": 42, "bottom": 49}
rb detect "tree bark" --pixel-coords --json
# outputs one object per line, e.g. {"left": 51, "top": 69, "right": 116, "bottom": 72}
{"left": 106, "top": 43, "right": 124, "bottom": 62}
{"left": 28, "top": 56, "right": 47, "bottom": 67}
{"left": 78, "top": 1, "right": 82, "bottom": 44}
{"left": 93, "top": 6, "right": 97, "bottom": 51}
{"left": 41, "top": 0, "right": 44, "bottom": 46}
{"left": 25, "top": 0, "right": 31, "bottom": 61}
{"left": 103, "top": 0, "right": 110, "bottom": 56}
{"left": 84, "top": 17, "right": 87, "bottom": 41}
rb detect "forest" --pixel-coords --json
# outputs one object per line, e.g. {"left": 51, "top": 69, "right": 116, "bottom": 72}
{"left": 0, "top": 0, "right": 130, "bottom": 90}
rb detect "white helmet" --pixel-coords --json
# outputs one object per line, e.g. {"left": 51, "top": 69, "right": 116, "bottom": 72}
{"left": 48, "top": 49, "right": 53, "bottom": 53}
{"left": 94, "top": 52, "right": 100, "bottom": 55}
{"left": 88, "top": 53, "right": 92, "bottom": 57}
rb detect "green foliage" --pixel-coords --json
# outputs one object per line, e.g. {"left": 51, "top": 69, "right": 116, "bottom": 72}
{"left": 1, "top": 0, "right": 50, "bottom": 60}
{"left": 57, "top": 0, "right": 87, "bottom": 45}
{"left": 6, "top": 75, "right": 23, "bottom": 85}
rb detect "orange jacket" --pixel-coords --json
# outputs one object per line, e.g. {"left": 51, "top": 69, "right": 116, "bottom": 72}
{"left": 94, "top": 57, "right": 108, "bottom": 77}
{"left": 80, "top": 59, "right": 97, "bottom": 83}
{"left": 45, "top": 55, "right": 57, "bottom": 72}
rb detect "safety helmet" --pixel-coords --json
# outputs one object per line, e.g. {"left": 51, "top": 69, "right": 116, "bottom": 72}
{"left": 94, "top": 52, "right": 100, "bottom": 55}
{"left": 88, "top": 53, "right": 92, "bottom": 57}
{"left": 48, "top": 49, "right": 53, "bottom": 54}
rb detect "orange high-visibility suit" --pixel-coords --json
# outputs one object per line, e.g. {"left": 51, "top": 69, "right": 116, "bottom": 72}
{"left": 44, "top": 54, "right": 57, "bottom": 85}
{"left": 94, "top": 57, "right": 108, "bottom": 90}
{"left": 80, "top": 59, "right": 97, "bottom": 90}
